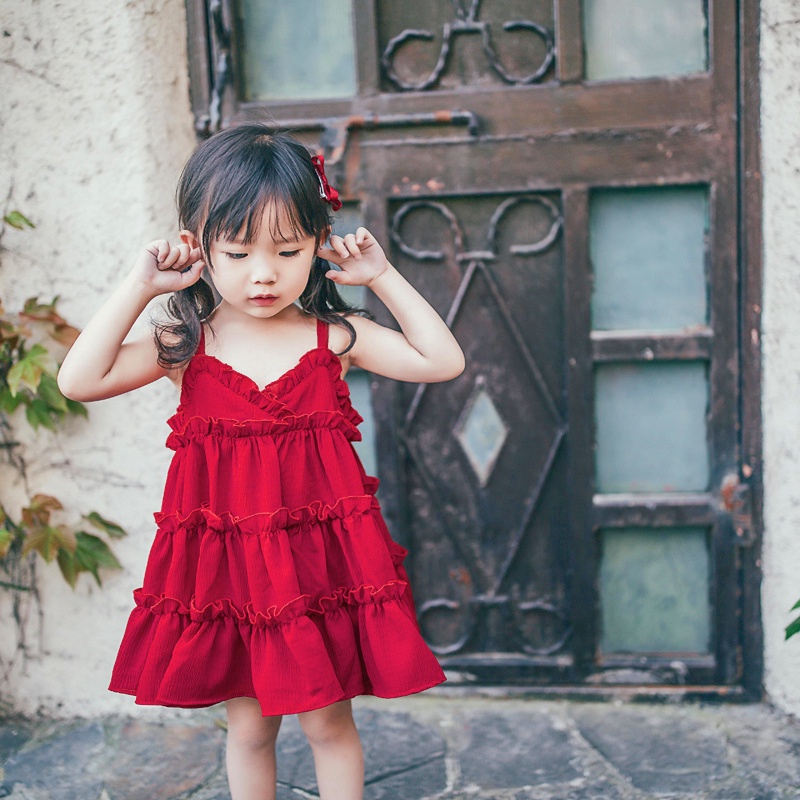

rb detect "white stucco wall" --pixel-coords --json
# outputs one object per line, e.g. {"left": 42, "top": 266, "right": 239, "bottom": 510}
{"left": 760, "top": 0, "right": 800, "bottom": 716}
{"left": 1, "top": 0, "right": 799, "bottom": 718}
{"left": 0, "top": 0, "right": 196, "bottom": 716}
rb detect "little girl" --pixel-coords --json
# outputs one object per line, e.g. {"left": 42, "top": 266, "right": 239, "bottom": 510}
{"left": 57, "top": 124, "right": 464, "bottom": 800}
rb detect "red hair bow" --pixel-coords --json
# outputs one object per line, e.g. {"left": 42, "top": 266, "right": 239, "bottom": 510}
{"left": 311, "top": 155, "right": 342, "bottom": 211}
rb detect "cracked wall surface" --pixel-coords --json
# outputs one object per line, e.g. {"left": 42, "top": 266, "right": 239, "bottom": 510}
{"left": 0, "top": 0, "right": 196, "bottom": 716}
{"left": 760, "top": 0, "right": 800, "bottom": 716}
{"left": 0, "top": 0, "right": 799, "bottom": 718}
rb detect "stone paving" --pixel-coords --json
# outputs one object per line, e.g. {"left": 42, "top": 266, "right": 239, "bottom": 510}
{"left": 1, "top": 694, "right": 799, "bottom": 799}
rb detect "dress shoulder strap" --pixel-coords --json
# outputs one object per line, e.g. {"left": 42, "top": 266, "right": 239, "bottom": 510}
{"left": 316, "top": 318, "right": 329, "bottom": 349}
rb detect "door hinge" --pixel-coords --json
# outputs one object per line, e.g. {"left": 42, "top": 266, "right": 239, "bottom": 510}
{"left": 720, "top": 473, "right": 755, "bottom": 547}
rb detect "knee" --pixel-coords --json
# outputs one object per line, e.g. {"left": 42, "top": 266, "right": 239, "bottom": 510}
{"left": 226, "top": 701, "right": 282, "bottom": 753}
{"left": 298, "top": 702, "right": 358, "bottom": 750}
{"left": 228, "top": 718, "right": 282, "bottom": 754}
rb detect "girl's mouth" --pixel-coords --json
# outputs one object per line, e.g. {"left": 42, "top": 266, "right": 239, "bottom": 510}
{"left": 250, "top": 294, "right": 278, "bottom": 306}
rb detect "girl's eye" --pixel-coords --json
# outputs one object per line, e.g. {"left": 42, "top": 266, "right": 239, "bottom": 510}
{"left": 225, "top": 252, "right": 248, "bottom": 260}
{"left": 279, "top": 250, "right": 301, "bottom": 258}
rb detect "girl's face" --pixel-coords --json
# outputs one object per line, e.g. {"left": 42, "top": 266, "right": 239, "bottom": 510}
{"left": 194, "top": 203, "right": 320, "bottom": 321}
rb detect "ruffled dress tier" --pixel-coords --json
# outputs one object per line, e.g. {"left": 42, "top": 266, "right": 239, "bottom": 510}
{"left": 109, "top": 319, "right": 445, "bottom": 715}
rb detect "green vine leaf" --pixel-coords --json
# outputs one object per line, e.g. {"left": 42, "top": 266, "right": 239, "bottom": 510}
{"left": 75, "top": 532, "right": 123, "bottom": 586}
{"left": 22, "top": 297, "right": 61, "bottom": 319}
{"left": 787, "top": 597, "right": 800, "bottom": 640}
{"left": 22, "top": 494, "right": 63, "bottom": 528}
{"left": 0, "top": 525, "right": 13, "bottom": 559}
{"left": 85, "top": 511, "right": 127, "bottom": 540}
{"left": 0, "top": 317, "right": 18, "bottom": 345}
{"left": 3, "top": 210, "right": 35, "bottom": 230}
{"left": 7, "top": 343, "right": 49, "bottom": 396}
{"left": 1, "top": 293, "right": 128, "bottom": 593}
{"left": 37, "top": 373, "right": 68, "bottom": 414}
{"left": 56, "top": 548, "right": 80, "bottom": 588}
{"left": 65, "top": 398, "right": 88, "bottom": 418}
{"left": 26, "top": 398, "right": 57, "bottom": 431}
{"left": 21, "top": 297, "right": 79, "bottom": 346}
{"left": 22, "top": 523, "right": 75, "bottom": 563}
{"left": 57, "top": 531, "right": 124, "bottom": 588}
{"left": 0, "top": 386, "right": 24, "bottom": 414}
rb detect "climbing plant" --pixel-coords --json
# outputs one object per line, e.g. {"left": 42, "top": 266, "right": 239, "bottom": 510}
{"left": 1, "top": 210, "right": 127, "bottom": 593}
{"left": 786, "top": 601, "right": 800, "bottom": 641}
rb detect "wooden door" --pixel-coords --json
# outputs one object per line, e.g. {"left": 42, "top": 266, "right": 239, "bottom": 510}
{"left": 185, "top": 0, "right": 762, "bottom": 692}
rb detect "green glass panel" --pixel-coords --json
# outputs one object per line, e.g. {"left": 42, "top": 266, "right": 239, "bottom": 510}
{"left": 583, "top": 0, "right": 707, "bottom": 80}
{"left": 346, "top": 369, "right": 377, "bottom": 477}
{"left": 590, "top": 187, "right": 708, "bottom": 331}
{"left": 600, "top": 527, "right": 710, "bottom": 653}
{"left": 331, "top": 204, "right": 375, "bottom": 474}
{"left": 595, "top": 362, "right": 709, "bottom": 493}
{"left": 236, "top": 0, "right": 357, "bottom": 101}
{"left": 331, "top": 204, "right": 366, "bottom": 309}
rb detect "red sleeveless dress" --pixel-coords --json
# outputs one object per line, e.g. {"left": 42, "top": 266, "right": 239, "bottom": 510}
{"left": 108, "top": 319, "right": 445, "bottom": 715}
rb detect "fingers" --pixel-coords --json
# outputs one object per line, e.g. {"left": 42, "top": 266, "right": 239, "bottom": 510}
{"left": 157, "top": 242, "right": 190, "bottom": 271}
{"left": 315, "top": 244, "right": 337, "bottom": 262}
{"left": 324, "top": 268, "right": 348, "bottom": 285}
{"left": 324, "top": 233, "right": 363, "bottom": 261}
{"left": 150, "top": 240, "right": 202, "bottom": 272}
{"left": 317, "top": 226, "right": 377, "bottom": 262}
{"left": 178, "top": 258, "right": 206, "bottom": 286}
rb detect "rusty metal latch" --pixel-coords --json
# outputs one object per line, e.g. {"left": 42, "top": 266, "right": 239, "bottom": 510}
{"left": 720, "top": 473, "right": 754, "bottom": 547}
{"left": 278, "top": 110, "right": 480, "bottom": 165}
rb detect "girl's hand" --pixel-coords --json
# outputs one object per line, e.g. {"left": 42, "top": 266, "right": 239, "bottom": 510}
{"left": 130, "top": 239, "right": 205, "bottom": 296}
{"left": 316, "top": 227, "right": 390, "bottom": 287}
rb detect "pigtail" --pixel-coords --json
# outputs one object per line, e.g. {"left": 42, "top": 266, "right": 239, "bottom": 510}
{"left": 299, "top": 257, "right": 371, "bottom": 355}
{"left": 154, "top": 277, "right": 216, "bottom": 367}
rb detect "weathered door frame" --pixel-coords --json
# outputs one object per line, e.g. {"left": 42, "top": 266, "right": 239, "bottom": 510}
{"left": 183, "top": 0, "right": 764, "bottom": 698}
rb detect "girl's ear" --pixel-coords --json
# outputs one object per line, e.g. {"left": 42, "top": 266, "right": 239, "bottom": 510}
{"left": 180, "top": 229, "right": 201, "bottom": 250}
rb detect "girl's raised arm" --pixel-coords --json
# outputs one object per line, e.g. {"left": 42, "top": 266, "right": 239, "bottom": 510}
{"left": 57, "top": 240, "right": 205, "bottom": 402}
{"left": 318, "top": 228, "right": 465, "bottom": 383}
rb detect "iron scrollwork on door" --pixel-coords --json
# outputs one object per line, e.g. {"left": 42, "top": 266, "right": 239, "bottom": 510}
{"left": 392, "top": 197, "right": 571, "bottom": 657}
{"left": 381, "top": 0, "right": 555, "bottom": 91}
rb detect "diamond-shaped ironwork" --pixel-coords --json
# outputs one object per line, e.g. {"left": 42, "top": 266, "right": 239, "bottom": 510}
{"left": 401, "top": 250, "right": 566, "bottom": 595}
{"left": 455, "top": 382, "right": 508, "bottom": 487}
{"left": 391, "top": 196, "right": 570, "bottom": 659}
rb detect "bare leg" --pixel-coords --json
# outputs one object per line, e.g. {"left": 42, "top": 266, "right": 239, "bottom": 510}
{"left": 225, "top": 697, "right": 283, "bottom": 800}
{"left": 297, "top": 699, "right": 364, "bottom": 800}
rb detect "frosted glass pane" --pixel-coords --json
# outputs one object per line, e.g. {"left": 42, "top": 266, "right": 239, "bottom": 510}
{"left": 595, "top": 363, "right": 709, "bottom": 493}
{"left": 456, "top": 386, "right": 509, "bottom": 487}
{"left": 583, "top": 0, "right": 707, "bottom": 80}
{"left": 600, "top": 527, "right": 710, "bottom": 653}
{"left": 331, "top": 204, "right": 366, "bottom": 308}
{"left": 237, "top": 0, "right": 357, "bottom": 101}
{"left": 590, "top": 187, "right": 708, "bottom": 331}
{"left": 346, "top": 370, "right": 376, "bottom": 477}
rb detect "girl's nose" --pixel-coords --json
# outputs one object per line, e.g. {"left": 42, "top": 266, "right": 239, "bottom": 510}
{"left": 251, "top": 257, "right": 278, "bottom": 284}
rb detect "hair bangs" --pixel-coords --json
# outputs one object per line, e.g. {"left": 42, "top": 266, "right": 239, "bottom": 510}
{"left": 199, "top": 144, "right": 326, "bottom": 266}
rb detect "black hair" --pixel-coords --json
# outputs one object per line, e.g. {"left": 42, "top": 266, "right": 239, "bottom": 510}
{"left": 155, "top": 124, "right": 367, "bottom": 366}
